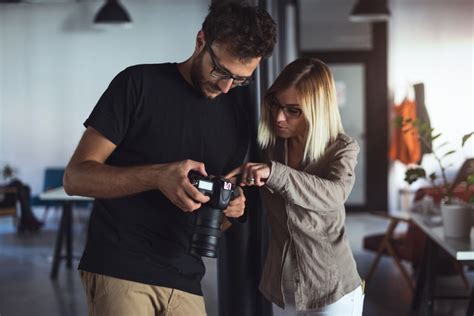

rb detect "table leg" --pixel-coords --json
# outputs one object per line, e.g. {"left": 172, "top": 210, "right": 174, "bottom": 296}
{"left": 412, "top": 235, "right": 429, "bottom": 311}
{"left": 64, "top": 202, "right": 73, "bottom": 269}
{"left": 50, "top": 205, "right": 67, "bottom": 279}
{"left": 466, "top": 286, "right": 474, "bottom": 316}
{"left": 425, "top": 238, "right": 438, "bottom": 316}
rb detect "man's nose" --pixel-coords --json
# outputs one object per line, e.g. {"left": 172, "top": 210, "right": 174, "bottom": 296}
{"left": 217, "top": 78, "right": 234, "bottom": 94}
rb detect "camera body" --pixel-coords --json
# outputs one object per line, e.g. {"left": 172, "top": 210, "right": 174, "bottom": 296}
{"left": 188, "top": 171, "right": 236, "bottom": 258}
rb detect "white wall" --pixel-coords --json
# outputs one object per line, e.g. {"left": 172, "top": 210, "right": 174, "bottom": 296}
{"left": 388, "top": 0, "right": 474, "bottom": 210}
{"left": 0, "top": 0, "right": 209, "bottom": 194}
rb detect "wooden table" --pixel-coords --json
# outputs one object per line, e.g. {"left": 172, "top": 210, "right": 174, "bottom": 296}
{"left": 39, "top": 187, "right": 93, "bottom": 280}
{"left": 411, "top": 213, "right": 474, "bottom": 315}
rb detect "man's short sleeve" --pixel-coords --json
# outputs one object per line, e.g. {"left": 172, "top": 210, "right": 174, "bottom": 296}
{"left": 84, "top": 67, "right": 138, "bottom": 145}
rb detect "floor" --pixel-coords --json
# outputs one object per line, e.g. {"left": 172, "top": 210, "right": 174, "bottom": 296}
{"left": 0, "top": 209, "right": 471, "bottom": 316}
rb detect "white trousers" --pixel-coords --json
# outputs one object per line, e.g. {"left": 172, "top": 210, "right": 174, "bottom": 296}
{"left": 280, "top": 255, "right": 365, "bottom": 316}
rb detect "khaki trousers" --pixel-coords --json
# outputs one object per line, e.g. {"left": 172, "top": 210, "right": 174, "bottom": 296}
{"left": 80, "top": 271, "right": 207, "bottom": 316}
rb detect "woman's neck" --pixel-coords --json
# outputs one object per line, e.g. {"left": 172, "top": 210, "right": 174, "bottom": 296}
{"left": 286, "top": 136, "right": 306, "bottom": 169}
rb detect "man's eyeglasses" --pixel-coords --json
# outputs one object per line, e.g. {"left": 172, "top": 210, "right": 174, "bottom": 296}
{"left": 207, "top": 45, "right": 253, "bottom": 87}
{"left": 266, "top": 98, "right": 303, "bottom": 119}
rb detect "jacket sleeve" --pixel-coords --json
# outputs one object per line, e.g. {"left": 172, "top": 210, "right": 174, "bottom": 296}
{"left": 264, "top": 140, "right": 359, "bottom": 212}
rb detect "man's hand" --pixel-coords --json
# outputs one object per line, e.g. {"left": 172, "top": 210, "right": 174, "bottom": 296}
{"left": 225, "top": 162, "right": 271, "bottom": 187}
{"left": 220, "top": 217, "right": 233, "bottom": 231}
{"left": 156, "top": 159, "right": 210, "bottom": 212}
{"left": 223, "top": 187, "right": 245, "bottom": 218}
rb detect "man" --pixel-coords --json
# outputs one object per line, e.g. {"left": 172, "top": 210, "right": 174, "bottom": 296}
{"left": 63, "top": 2, "right": 276, "bottom": 315}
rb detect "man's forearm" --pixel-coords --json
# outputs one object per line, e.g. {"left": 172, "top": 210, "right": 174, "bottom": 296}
{"left": 63, "top": 160, "right": 163, "bottom": 199}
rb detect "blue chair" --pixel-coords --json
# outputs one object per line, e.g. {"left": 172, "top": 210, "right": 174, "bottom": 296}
{"left": 31, "top": 168, "right": 65, "bottom": 222}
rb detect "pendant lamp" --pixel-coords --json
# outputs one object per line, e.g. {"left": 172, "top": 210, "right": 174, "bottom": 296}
{"left": 94, "top": 0, "right": 132, "bottom": 27}
{"left": 350, "top": 0, "right": 390, "bottom": 22}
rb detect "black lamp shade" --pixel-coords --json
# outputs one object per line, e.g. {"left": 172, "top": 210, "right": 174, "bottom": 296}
{"left": 94, "top": 0, "right": 132, "bottom": 25}
{"left": 350, "top": 0, "right": 390, "bottom": 22}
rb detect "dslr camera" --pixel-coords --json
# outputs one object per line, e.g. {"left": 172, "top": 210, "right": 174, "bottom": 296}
{"left": 188, "top": 171, "right": 238, "bottom": 258}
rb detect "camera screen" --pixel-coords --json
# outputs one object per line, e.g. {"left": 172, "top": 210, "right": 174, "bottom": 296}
{"left": 198, "top": 180, "right": 213, "bottom": 191}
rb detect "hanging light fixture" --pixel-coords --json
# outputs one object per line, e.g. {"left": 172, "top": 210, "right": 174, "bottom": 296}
{"left": 94, "top": 0, "right": 132, "bottom": 28}
{"left": 349, "top": 0, "right": 390, "bottom": 22}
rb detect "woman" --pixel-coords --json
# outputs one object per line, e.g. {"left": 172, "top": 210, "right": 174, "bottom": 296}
{"left": 227, "top": 58, "right": 364, "bottom": 315}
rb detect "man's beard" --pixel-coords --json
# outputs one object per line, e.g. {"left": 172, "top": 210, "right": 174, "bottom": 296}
{"left": 190, "top": 51, "right": 220, "bottom": 99}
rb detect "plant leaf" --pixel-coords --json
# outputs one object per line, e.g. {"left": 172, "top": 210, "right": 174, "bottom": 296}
{"left": 431, "top": 133, "right": 442, "bottom": 142}
{"left": 462, "top": 132, "right": 474, "bottom": 147}
{"left": 428, "top": 172, "right": 438, "bottom": 182}
{"left": 394, "top": 116, "right": 403, "bottom": 127}
{"left": 405, "top": 167, "right": 426, "bottom": 184}
{"left": 418, "top": 123, "right": 429, "bottom": 134}
{"left": 469, "top": 195, "right": 474, "bottom": 204}
{"left": 443, "top": 150, "right": 456, "bottom": 158}
{"left": 467, "top": 174, "right": 474, "bottom": 185}
{"left": 435, "top": 141, "right": 449, "bottom": 150}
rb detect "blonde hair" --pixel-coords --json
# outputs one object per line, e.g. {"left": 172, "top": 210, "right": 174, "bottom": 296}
{"left": 258, "top": 58, "right": 344, "bottom": 163}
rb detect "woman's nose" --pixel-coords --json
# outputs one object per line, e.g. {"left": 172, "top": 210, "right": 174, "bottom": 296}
{"left": 275, "top": 108, "right": 287, "bottom": 122}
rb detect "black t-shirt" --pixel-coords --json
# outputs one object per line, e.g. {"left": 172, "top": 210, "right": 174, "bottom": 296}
{"left": 78, "top": 63, "right": 249, "bottom": 295}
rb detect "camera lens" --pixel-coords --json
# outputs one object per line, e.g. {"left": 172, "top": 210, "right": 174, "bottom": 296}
{"left": 189, "top": 207, "right": 223, "bottom": 258}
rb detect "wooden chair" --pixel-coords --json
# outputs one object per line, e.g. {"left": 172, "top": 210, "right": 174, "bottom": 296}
{"left": 0, "top": 187, "right": 18, "bottom": 227}
{"left": 363, "top": 213, "right": 470, "bottom": 293}
{"left": 363, "top": 211, "right": 415, "bottom": 293}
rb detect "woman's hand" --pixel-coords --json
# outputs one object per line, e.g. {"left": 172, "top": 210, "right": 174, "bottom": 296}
{"left": 226, "top": 162, "right": 271, "bottom": 187}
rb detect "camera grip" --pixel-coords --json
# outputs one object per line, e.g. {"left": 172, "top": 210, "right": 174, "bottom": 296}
{"left": 231, "top": 186, "right": 241, "bottom": 200}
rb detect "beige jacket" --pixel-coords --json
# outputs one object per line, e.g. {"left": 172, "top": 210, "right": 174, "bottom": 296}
{"left": 259, "top": 133, "right": 362, "bottom": 310}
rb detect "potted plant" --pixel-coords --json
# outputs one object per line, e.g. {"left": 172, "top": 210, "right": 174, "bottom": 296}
{"left": 396, "top": 117, "right": 474, "bottom": 238}
{"left": 1, "top": 164, "right": 18, "bottom": 184}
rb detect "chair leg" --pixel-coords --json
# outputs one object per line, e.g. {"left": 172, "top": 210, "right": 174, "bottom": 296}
{"left": 366, "top": 246, "right": 384, "bottom": 283}
{"left": 365, "top": 219, "right": 399, "bottom": 284}
{"left": 42, "top": 206, "right": 50, "bottom": 223}
{"left": 386, "top": 240, "right": 415, "bottom": 292}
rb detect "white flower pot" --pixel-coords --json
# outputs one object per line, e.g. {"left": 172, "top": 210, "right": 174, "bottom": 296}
{"left": 441, "top": 202, "right": 472, "bottom": 239}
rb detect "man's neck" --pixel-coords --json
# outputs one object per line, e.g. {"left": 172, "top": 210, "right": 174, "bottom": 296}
{"left": 177, "top": 58, "right": 193, "bottom": 86}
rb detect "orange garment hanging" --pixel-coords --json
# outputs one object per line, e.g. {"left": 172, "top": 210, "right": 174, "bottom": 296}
{"left": 389, "top": 99, "right": 422, "bottom": 164}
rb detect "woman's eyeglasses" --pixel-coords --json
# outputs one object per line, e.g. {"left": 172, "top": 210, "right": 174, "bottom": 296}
{"left": 207, "top": 45, "right": 253, "bottom": 87}
{"left": 266, "top": 98, "right": 302, "bottom": 119}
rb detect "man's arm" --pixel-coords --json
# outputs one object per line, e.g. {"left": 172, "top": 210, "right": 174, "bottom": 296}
{"left": 63, "top": 126, "right": 210, "bottom": 212}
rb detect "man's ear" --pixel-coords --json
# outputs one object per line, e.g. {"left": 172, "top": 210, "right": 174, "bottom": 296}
{"left": 194, "top": 30, "right": 206, "bottom": 55}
